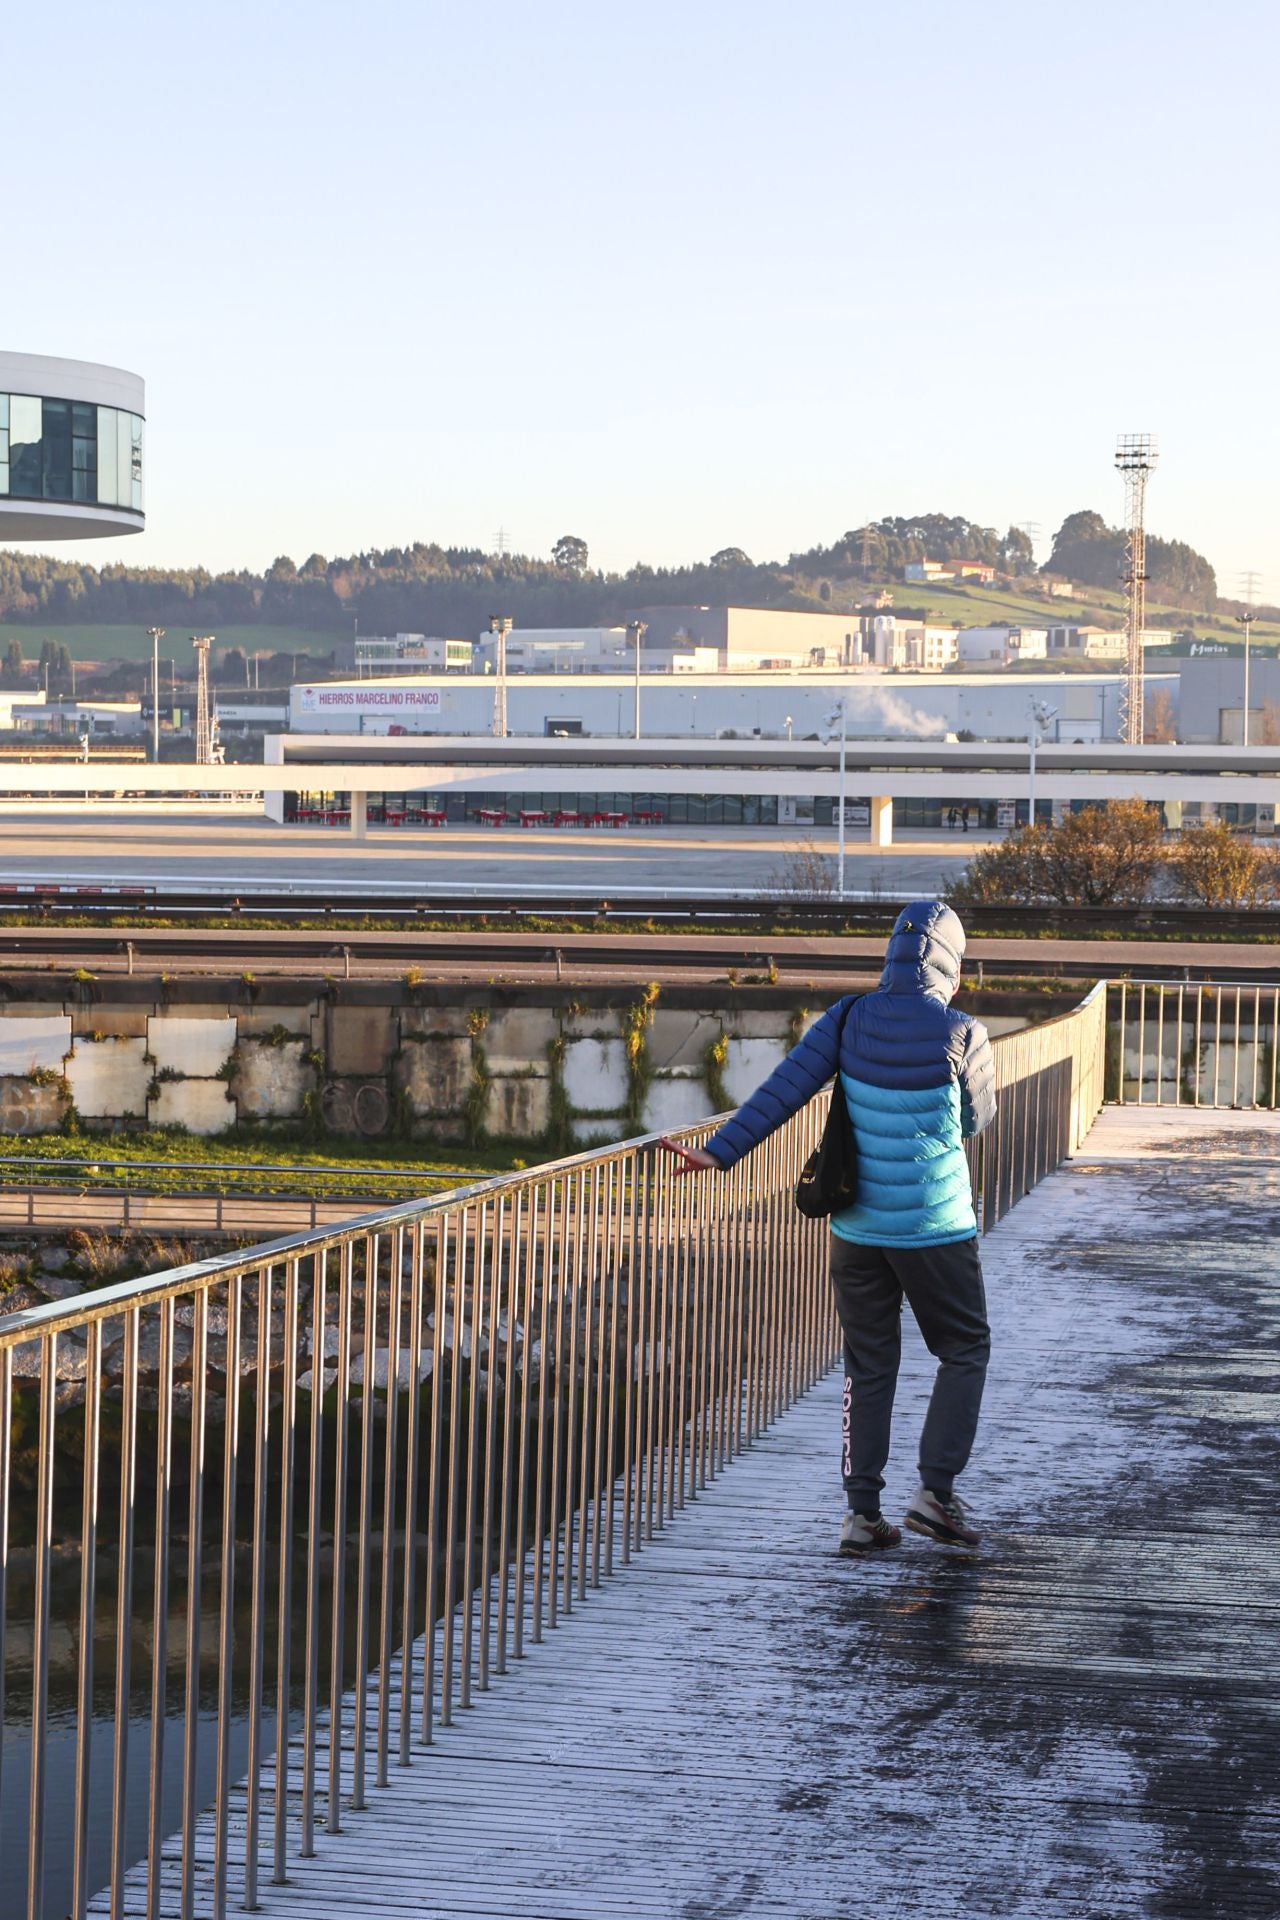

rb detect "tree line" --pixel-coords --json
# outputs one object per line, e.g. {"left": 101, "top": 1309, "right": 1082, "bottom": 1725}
{"left": 0, "top": 508, "right": 1221, "bottom": 633}
{"left": 1043, "top": 512, "right": 1217, "bottom": 609}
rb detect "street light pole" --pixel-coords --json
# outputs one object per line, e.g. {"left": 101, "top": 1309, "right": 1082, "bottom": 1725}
{"left": 488, "top": 615, "right": 512, "bottom": 738}
{"left": 147, "top": 628, "right": 165, "bottom": 763}
{"left": 824, "top": 697, "right": 848, "bottom": 898}
{"left": 836, "top": 700, "right": 847, "bottom": 898}
{"left": 1027, "top": 697, "right": 1057, "bottom": 827}
{"left": 1235, "top": 610, "right": 1257, "bottom": 745}
{"left": 628, "top": 621, "right": 647, "bottom": 741}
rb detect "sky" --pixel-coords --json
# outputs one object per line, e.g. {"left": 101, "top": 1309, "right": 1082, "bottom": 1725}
{"left": 8, "top": 0, "right": 1279, "bottom": 596}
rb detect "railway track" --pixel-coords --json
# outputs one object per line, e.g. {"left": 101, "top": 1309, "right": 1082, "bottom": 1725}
{"left": 0, "top": 923, "right": 1276, "bottom": 983}
{"left": 0, "top": 882, "right": 1277, "bottom": 941}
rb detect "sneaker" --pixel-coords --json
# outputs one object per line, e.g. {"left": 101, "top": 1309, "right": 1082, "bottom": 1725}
{"left": 904, "top": 1486, "right": 981, "bottom": 1549}
{"left": 839, "top": 1511, "right": 902, "bottom": 1557}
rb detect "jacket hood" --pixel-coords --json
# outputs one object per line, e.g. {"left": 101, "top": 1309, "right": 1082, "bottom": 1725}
{"left": 879, "top": 900, "right": 966, "bottom": 1000}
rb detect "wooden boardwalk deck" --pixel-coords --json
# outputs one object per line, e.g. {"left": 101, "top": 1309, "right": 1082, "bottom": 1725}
{"left": 94, "top": 1106, "right": 1280, "bottom": 1919}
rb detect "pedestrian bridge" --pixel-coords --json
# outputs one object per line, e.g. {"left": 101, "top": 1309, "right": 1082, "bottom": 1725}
{"left": 1, "top": 982, "right": 1277, "bottom": 1919}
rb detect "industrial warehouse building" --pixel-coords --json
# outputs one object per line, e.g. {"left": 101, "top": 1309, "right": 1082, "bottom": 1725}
{"left": 288, "top": 669, "right": 1172, "bottom": 745}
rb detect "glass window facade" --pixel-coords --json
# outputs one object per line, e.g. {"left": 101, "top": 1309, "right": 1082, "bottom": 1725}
{"left": 0, "top": 389, "right": 143, "bottom": 512}
{"left": 283, "top": 790, "right": 783, "bottom": 826}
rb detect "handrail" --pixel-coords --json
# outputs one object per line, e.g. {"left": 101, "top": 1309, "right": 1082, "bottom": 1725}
{"left": 0, "top": 984, "right": 1109, "bottom": 1920}
{"left": 0, "top": 1155, "right": 462, "bottom": 1180}
{"left": 0, "top": 993, "right": 1108, "bottom": 1352}
{"left": 1112, "top": 977, "right": 1279, "bottom": 1109}
{"left": 0, "top": 1122, "right": 729, "bottom": 1348}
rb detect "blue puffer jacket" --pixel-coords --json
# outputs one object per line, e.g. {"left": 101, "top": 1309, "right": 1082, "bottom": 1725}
{"left": 704, "top": 900, "right": 996, "bottom": 1247}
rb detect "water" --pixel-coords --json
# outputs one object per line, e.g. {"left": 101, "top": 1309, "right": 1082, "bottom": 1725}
{"left": 2, "top": 1703, "right": 256, "bottom": 1920}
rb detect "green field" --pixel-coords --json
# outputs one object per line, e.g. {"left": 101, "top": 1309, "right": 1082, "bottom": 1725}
{"left": 881, "top": 577, "right": 1280, "bottom": 647}
{"left": 0, "top": 624, "right": 339, "bottom": 665}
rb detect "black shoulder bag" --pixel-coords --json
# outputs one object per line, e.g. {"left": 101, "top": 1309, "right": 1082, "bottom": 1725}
{"left": 793, "top": 1004, "right": 858, "bottom": 1219}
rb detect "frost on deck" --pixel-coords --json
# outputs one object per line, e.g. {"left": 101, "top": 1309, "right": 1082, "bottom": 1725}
{"left": 104, "top": 1107, "right": 1280, "bottom": 1920}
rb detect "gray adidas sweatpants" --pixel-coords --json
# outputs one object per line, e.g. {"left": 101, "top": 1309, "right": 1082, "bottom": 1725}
{"left": 829, "top": 1232, "right": 990, "bottom": 1515}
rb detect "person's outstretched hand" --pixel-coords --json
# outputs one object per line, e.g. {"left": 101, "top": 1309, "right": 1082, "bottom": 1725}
{"left": 658, "top": 1137, "right": 720, "bottom": 1176}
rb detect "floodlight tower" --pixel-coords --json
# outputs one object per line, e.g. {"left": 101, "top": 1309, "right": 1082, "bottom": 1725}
{"left": 192, "top": 636, "right": 215, "bottom": 764}
{"left": 1114, "top": 434, "right": 1158, "bottom": 744}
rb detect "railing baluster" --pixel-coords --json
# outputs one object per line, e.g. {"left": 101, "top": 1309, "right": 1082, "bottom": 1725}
{"left": 26, "top": 1332, "right": 57, "bottom": 1920}
{"left": 549, "top": 1182, "right": 569, "bottom": 1619}
{"left": 327, "top": 1242, "right": 354, "bottom": 1828}
{"left": 181, "top": 1294, "right": 207, "bottom": 1920}
{"left": 301, "top": 1248, "right": 328, "bottom": 1856}
{"left": 563, "top": 1171, "right": 584, "bottom": 1613}
{"left": 1232, "top": 988, "right": 1242, "bottom": 1107}
{"left": 497, "top": 1188, "right": 524, "bottom": 1665}
{"left": 1193, "top": 985, "right": 1203, "bottom": 1107}
{"left": 0, "top": 1348, "right": 9, "bottom": 1836}
{"left": 513, "top": 1185, "right": 539, "bottom": 1650}
{"left": 602, "top": 1157, "right": 626, "bottom": 1580}
{"left": 71, "top": 1322, "right": 101, "bottom": 1920}
{"left": 440, "top": 1210, "right": 467, "bottom": 1720}
{"left": 377, "top": 1227, "right": 403, "bottom": 1786}
{"left": 460, "top": 1202, "right": 486, "bottom": 1704}
{"left": 575, "top": 1166, "right": 598, "bottom": 1601}
{"left": 400, "top": 1223, "right": 426, "bottom": 1763}
{"left": 421, "top": 1218, "right": 448, "bottom": 1742}
{"left": 645, "top": 1148, "right": 666, "bottom": 1537}
{"left": 212, "top": 1276, "right": 243, "bottom": 1918}
{"left": 688, "top": 1147, "right": 709, "bottom": 1493}
{"left": 146, "top": 1300, "right": 174, "bottom": 1920}
{"left": 245, "top": 1265, "right": 273, "bottom": 1909}
{"left": 588, "top": 1163, "right": 609, "bottom": 1585}
{"left": 480, "top": 1196, "right": 504, "bottom": 1681}
{"left": 352, "top": 1233, "right": 378, "bottom": 1807}
{"left": 109, "top": 1310, "right": 139, "bottom": 1920}
{"left": 274, "top": 1259, "right": 300, "bottom": 1882}
{"left": 532, "top": 1180, "right": 555, "bottom": 1634}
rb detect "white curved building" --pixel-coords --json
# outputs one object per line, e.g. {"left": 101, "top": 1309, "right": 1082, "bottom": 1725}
{"left": 0, "top": 351, "right": 144, "bottom": 540}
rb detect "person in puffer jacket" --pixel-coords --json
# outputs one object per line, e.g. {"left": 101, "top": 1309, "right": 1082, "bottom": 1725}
{"left": 662, "top": 900, "right": 996, "bottom": 1557}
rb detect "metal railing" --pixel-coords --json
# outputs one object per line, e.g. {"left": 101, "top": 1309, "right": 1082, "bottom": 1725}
{"left": 972, "top": 981, "right": 1106, "bottom": 1232}
{"left": 1112, "top": 979, "right": 1279, "bottom": 1109}
{"left": 0, "top": 985, "right": 1108, "bottom": 1920}
{"left": 0, "top": 1155, "right": 471, "bottom": 1235}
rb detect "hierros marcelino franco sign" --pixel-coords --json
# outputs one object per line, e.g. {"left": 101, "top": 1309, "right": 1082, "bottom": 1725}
{"left": 297, "top": 686, "right": 443, "bottom": 711}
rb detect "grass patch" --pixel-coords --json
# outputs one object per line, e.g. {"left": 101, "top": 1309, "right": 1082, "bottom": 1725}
{"left": 0, "top": 1128, "right": 531, "bottom": 1201}
{"left": 0, "top": 623, "right": 337, "bottom": 665}
{"left": 0, "top": 907, "right": 1275, "bottom": 946}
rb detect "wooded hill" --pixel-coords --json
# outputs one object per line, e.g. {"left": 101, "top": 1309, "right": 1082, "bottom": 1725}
{"left": 0, "top": 510, "right": 1245, "bottom": 639}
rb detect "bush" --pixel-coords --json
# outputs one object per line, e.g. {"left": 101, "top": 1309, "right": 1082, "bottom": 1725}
{"left": 949, "top": 832, "right": 1045, "bottom": 907}
{"left": 951, "top": 798, "right": 1165, "bottom": 908}
{"left": 1170, "top": 823, "right": 1280, "bottom": 907}
{"left": 1033, "top": 798, "right": 1166, "bottom": 906}
{"left": 766, "top": 839, "right": 836, "bottom": 898}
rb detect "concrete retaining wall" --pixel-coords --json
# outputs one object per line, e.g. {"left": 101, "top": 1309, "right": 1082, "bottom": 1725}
{"left": 0, "top": 977, "right": 833, "bottom": 1148}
